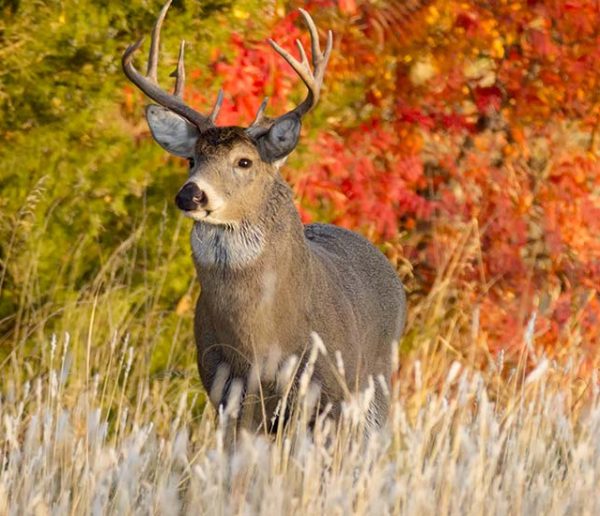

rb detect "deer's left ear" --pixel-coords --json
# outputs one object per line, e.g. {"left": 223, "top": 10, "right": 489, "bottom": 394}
{"left": 255, "top": 115, "right": 301, "bottom": 163}
{"left": 145, "top": 105, "right": 200, "bottom": 158}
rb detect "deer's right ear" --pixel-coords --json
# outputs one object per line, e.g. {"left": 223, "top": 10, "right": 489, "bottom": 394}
{"left": 145, "top": 105, "right": 200, "bottom": 158}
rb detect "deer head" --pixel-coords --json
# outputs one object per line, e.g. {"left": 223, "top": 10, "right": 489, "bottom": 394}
{"left": 122, "top": 1, "right": 332, "bottom": 226}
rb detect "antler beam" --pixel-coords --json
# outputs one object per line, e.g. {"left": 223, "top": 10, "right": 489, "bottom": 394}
{"left": 122, "top": 0, "right": 222, "bottom": 131}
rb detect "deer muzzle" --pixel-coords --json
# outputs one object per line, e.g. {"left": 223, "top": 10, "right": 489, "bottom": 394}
{"left": 175, "top": 182, "right": 207, "bottom": 212}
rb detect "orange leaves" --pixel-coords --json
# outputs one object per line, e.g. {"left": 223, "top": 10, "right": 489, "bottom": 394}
{"left": 122, "top": 85, "right": 136, "bottom": 115}
{"left": 338, "top": 0, "right": 358, "bottom": 15}
{"left": 537, "top": 154, "right": 600, "bottom": 290}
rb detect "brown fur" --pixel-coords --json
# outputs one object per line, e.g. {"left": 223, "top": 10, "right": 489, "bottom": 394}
{"left": 123, "top": 2, "right": 401, "bottom": 434}
{"left": 188, "top": 128, "right": 406, "bottom": 432}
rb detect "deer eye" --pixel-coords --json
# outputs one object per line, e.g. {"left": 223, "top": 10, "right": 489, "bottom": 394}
{"left": 237, "top": 158, "right": 252, "bottom": 169}
{"left": 188, "top": 158, "right": 195, "bottom": 169}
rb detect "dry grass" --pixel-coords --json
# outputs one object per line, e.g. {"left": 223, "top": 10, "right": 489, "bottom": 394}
{"left": 1, "top": 327, "right": 600, "bottom": 514}
{"left": 1, "top": 222, "right": 599, "bottom": 515}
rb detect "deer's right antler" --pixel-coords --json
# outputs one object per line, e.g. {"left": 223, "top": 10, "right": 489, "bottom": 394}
{"left": 249, "top": 9, "right": 333, "bottom": 133}
{"left": 122, "top": 0, "right": 223, "bottom": 131}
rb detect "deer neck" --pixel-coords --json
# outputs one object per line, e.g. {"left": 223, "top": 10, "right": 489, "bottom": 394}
{"left": 191, "top": 176, "right": 313, "bottom": 361}
{"left": 191, "top": 176, "right": 310, "bottom": 279}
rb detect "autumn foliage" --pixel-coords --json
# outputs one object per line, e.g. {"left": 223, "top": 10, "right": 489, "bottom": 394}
{"left": 169, "top": 0, "right": 600, "bottom": 371}
{"left": 2, "top": 0, "right": 599, "bottom": 380}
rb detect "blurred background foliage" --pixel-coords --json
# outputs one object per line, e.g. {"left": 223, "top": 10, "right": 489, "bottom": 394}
{"left": 1, "top": 0, "right": 600, "bottom": 400}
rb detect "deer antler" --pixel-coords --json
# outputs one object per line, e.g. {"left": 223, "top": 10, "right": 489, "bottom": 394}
{"left": 249, "top": 9, "right": 333, "bottom": 132}
{"left": 122, "top": 0, "right": 223, "bottom": 131}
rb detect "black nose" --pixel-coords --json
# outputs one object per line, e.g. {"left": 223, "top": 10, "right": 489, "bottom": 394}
{"left": 175, "top": 182, "right": 207, "bottom": 211}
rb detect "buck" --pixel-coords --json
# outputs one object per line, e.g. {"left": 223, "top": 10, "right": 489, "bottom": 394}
{"left": 122, "top": 1, "right": 406, "bottom": 432}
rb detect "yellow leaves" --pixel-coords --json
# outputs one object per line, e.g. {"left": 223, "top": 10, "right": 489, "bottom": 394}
{"left": 426, "top": 3, "right": 454, "bottom": 31}
{"left": 426, "top": 6, "right": 440, "bottom": 25}
{"left": 491, "top": 37, "right": 504, "bottom": 58}
{"left": 409, "top": 55, "right": 437, "bottom": 86}
{"left": 529, "top": 16, "right": 549, "bottom": 30}
{"left": 232, "top": 6, "right": 249, "bottom": 20}
{"left": 464, "top": 57, "right": 496, "bottom": 87}
{"left": 81, "top": 63, "right": 94, "bottom": 76}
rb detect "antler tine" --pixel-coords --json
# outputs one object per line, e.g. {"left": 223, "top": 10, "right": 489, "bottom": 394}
{"left": 295, "top": 39, "right": 310, "bottom": 69}
{"left": 172, "top": 40, "right": 186, "bottom": 98}
{"left": 298, "top": 8, "right": 321, "bottom": 69}
{"left": 324, "top": 30, "right": 333, "bottom": 71}
{"left": 210, "top": 89, "right": 224, "bottom": 123}
{"left": 147, "top": 0, "right": 172, "bottom": 83}
{"left": 122, "top": 0, "right": 217, "bottom": 131}
{"left": 250, "top": 9, "right": 332, "bottom": 129}
{"left": 252, "top": 97, "right": 270, "bottom": 126}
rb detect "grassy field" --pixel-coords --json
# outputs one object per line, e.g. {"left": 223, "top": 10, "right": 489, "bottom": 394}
{"left": 1, "top": 231, "right": 599, "bottom": 515}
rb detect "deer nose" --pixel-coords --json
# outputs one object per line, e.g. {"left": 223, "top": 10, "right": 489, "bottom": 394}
{"left": 175, "top": 182, "right": 207, "bottom": 211}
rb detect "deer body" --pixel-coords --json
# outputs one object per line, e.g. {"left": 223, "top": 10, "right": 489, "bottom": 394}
{"left": 193, "top": 175, "right": 405, "bottom": 427}
{"left": 123, "top": 2, "right": 406, "bottom": 430}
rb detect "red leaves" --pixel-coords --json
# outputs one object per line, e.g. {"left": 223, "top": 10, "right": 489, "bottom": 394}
{"left": 194, "top": 15, "right": 304, "bottom": 126}
{"left": 156, "top": 0, "right": 600, "bottom": 363}
{"left": 473, "top": 86, "right": 502, "bottom": 113}
{"left": 398, "top": 107, "right": 435, "bottom": 130}
{"left": 528, "top": 29, "right": 558, "bottom": 59}
{"left": 397, "top": 105, "right": 472, "bottom": 133}
{"left": 297, "top": 122, "right": 432, "bottom": 239}
{"left": 455, "top": 12, "right": 479, "bottom": 35}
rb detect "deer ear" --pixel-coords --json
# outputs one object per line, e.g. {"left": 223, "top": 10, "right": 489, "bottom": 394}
{"left": 145, "top": 105, "right": 199, "bottom": 158}
{"left": 256, "top": 115, "right": 301, "bottom": 163}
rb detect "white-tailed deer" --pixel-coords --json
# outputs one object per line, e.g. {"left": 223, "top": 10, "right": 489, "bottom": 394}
{"left": 123, "top": 1, "right": 406, "bottom": 432}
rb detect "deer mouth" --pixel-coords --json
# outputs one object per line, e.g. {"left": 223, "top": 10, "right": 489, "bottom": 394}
{"left": 183, "top": 208, "right": 236, "bottom": 228}
{"left": 182, "top": 209, "right": 212, "bottom": 221}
